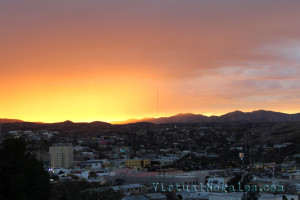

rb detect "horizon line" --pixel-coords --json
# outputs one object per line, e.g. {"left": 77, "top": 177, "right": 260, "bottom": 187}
{"left": 1, "top": 109, "right": 299, "bottom": 124}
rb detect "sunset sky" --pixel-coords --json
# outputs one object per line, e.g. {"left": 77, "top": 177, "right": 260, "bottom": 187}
{"left": 1, "top": 0, "right": 300, "bottom": 123}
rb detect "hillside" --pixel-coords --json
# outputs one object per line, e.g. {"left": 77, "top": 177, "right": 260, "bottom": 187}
{"left": 0, "top": 118, "right": 24, "bottom": 123}
{"left": 115, "top": 110, "right": 300, "bottom": 124}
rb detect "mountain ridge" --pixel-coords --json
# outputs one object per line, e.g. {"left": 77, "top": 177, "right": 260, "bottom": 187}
{"left": 2, "top": 110, "right": 300, "bottom": 124}
{"left": 113, "top": 110, "right": 300, "bottom": 124}
{"left": 0, "top": 118, "right": 24, "bottom": 123}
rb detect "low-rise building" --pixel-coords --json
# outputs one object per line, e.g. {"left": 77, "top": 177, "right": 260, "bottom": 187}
{"left": 125, "top": 159, "right": 151, "bottom": 169}
{"left": 112, "top": 184, "right": 147, "bottom": 195}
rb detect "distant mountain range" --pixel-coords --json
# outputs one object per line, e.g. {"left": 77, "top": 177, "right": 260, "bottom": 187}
{"left": 114, "top": 110, "right": 300, "bottom": 124}
{"left": 2, "top": 110, "right": 300, "bottom": 124}
{"left": 0, "top": 118, "right": 24, "bottom": 123}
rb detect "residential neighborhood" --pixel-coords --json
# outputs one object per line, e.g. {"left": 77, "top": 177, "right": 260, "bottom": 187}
{"left": 1, "top": 121, "right": 299, "bottom": 199}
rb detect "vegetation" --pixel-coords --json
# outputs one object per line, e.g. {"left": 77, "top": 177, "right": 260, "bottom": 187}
{"left": 0, "top": 138, "right": 50, "bottom": 200}
{"left": 0, "top": 139, "right": 124, "bottom": 200}
{"left": 241, "top": 190, "right": 260, "bottom": 200}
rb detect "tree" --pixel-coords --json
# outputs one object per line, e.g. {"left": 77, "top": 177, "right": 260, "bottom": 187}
{"left": 240, "top": 175, "right": 260, "bottom": 200}
{"left": 88, "top": 171, "right": 98, "bottom": 179}
{"left": 241, "top": 190, "right": 260, "bottom": 200}
{"left": 165, "top": 191, "right": 177, "bottom": 200}
{"left": 0, "top": 138, "right": 50, "bottom": 200}
{"left": 227, "top": 174, "right": 242, "bottom": 191}
{"left": 241, "top": 174, "right": 252, "bottom": 187}
{"left": 115, "top": 178, "right": 125, "bottom": 185}
{"left": 282, "top": 195, "right": 288, "bottom": 200}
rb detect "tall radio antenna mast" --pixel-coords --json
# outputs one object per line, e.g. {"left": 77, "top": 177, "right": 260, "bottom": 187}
{"left": 157, "top": 90, "right": 158, "bottom": 117}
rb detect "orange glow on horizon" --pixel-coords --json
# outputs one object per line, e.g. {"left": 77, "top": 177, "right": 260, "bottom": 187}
{"left": 1, "top": 0, "right": 300, "bottom": 123}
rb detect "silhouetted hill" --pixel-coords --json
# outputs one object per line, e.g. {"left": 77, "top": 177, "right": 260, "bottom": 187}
{"left": 147, "top": 113, "right": 208, "bottom": 124}
{"left": 1, "top": 120, "right": 112, "bottom": 136}
{"left": 0, "top": 118, "right": 24, "bottom": 123}
{"left": 217, "top": 110, "right": 300, "bottom": 122}
{"left": 115, "top": 110, "right": 300, "bottom": 124}
{"left": 2, "top": 110, "right": 300, "bottom": 126}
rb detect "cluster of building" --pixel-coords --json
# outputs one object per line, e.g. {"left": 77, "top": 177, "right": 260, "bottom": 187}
{"left": 48, "top": 143, "right": 300, "bottom": 200}
{"left": 1, "top": 123, "right": 299, "bottom": 200}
